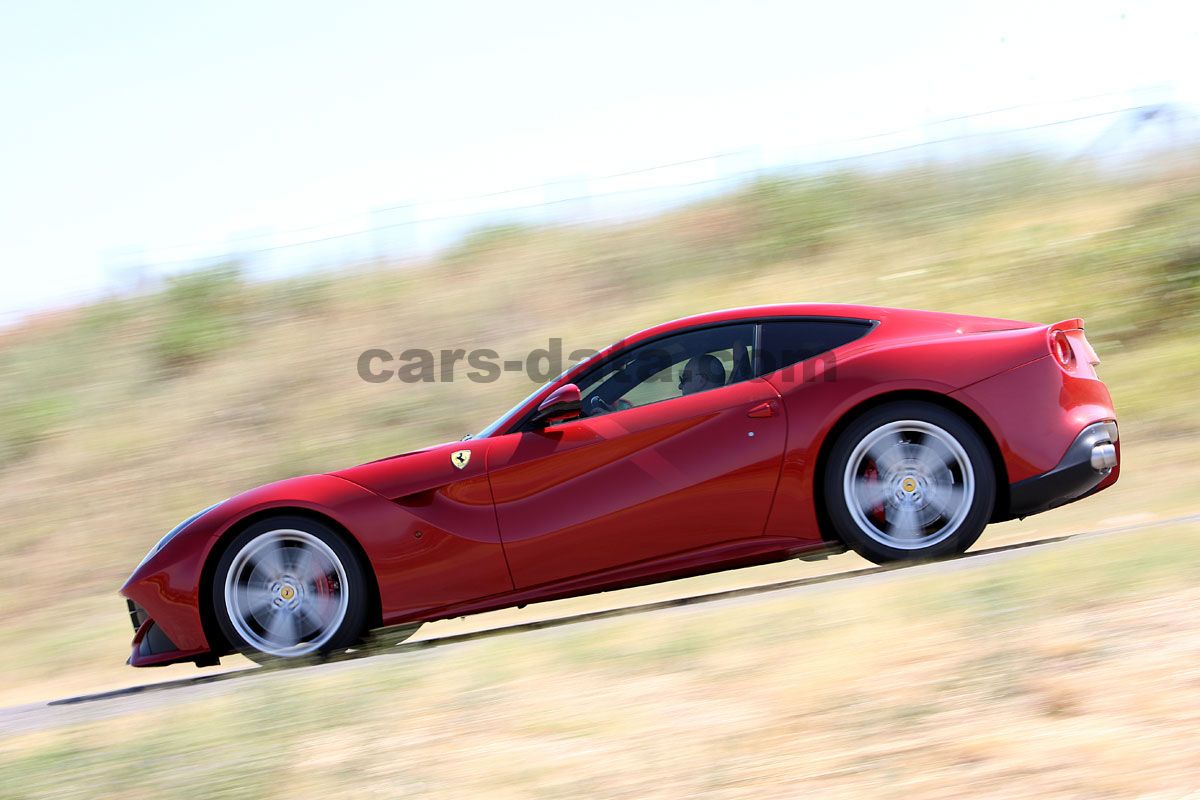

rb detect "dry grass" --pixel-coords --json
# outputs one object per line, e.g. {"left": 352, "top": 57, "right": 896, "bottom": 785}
{"left": 2, "top": 523, "right": 1198, "bottom": 798}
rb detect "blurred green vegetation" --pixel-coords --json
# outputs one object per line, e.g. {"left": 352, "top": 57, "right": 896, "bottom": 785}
{"left": 446, "top": 222, "right": 537, "bottom": 265}
{"left": 1133, "top": 191, "right": 1200, "bottom": 320}
{"left": 0, "top": 393, "right": 73, "bottom": 468}
{"left": 0, "top": 153, "right": 1198, "bottom": 701}
{"left": 150, "top": 262, "right": 246, "bottom": 373}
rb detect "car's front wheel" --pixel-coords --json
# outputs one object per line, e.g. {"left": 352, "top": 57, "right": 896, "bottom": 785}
{"left": 824, "top": 401, "right": 995, "bottom": 564}
{"left": 213, "top": 516, "right": 369, "bottom": 663}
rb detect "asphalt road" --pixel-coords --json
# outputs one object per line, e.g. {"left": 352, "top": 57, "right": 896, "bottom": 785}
{"left": 3, "top": 511, "right": 1198, "bottom": 737}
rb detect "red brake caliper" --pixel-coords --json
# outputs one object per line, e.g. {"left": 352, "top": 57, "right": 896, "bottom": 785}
{"left": 315, "top": 573, "right": 333, "bottom": 620}
{"left": 864, "top": 462, "right": 886, "bottom": 526}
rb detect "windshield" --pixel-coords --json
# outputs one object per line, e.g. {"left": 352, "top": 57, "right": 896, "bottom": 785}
{"left": 472, "top": 365, "right": 575, "bottom": 439}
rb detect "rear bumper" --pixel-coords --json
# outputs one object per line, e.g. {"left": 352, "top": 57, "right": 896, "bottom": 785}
{"left": 1008, "top": 421, "right": 1120, "bottom": 518}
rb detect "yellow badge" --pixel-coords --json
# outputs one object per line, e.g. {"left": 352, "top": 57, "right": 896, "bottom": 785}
{"left": 451, "top": 449, "right": 472, "bottom": 470}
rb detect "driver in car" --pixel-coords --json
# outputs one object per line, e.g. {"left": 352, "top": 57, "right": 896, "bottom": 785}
{"left": 678, "top": 353, "right": 726, "bottom": 396}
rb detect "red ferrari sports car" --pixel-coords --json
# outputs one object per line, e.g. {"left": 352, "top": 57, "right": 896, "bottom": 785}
{"left": 121, "top": 304, "right": 1119, "bottom": 667}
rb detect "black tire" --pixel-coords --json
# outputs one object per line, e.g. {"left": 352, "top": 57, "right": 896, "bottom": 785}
{"left": 212, "top": 516, "right": 370, "bottom": 664}
{"left": 824, "top": 401, "right": 995, "bottom": 564}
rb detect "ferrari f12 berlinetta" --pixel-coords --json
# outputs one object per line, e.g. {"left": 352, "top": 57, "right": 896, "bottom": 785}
{"left": 121, "top": 304, "right": 1119, "bottom": 666}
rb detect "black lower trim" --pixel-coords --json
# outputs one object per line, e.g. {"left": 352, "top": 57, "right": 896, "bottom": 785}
{"left": 126, "top": 599, "right": 148, "bottom": 633}
{"left": 1007, "top": 421, "right": 1116, "bottom": 519}
{"left": 137, "top": 621, "right": 179, "bottom": 659}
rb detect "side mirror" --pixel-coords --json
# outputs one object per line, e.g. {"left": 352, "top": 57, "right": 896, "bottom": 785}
{"left": 531, "top": 383, "right": 582, "bottom": 427}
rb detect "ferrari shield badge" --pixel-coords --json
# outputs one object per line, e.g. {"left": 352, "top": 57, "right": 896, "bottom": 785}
{"left": 450, "top": 449, "right": 471, "bottom": 470}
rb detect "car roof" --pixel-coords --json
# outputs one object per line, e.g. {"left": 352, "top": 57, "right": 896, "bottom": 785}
{"left": 635, "top": 303, "right": 886, "bottom": 336}
{"left": 619, "top": 304, "right": 1033, "bottom": 350}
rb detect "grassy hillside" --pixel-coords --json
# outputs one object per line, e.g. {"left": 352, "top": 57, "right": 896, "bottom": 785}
{"left": 1, "top": 155, "right": 1198, "bottom": 702}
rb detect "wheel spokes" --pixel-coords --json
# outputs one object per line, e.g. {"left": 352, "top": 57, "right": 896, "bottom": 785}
{"left": 886, "top": 502, "right": 923, "bottom": 540}
{"left": 240, "top": 584, "right": 276, "bottom": 619}
{"left": 297, "top": 592, "right": 335, "bottom": 636}
{"left": 865, "top": 434, "right": 904, "bottom": 475}
{"left": 256, "top": 540, "right": 287, "bottom": 577}
{"left": 925, "top": 482, "right": 965, "bottom": 519}
{"left": 264, "top": 605, "right": 299, "bottom": 647}
{"left": 853, "top": 476, "right": 889, "bottom": 509}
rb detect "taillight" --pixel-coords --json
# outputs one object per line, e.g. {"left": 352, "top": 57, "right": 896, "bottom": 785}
{"left": 1050, "top": 330, "right": 1074, "bottom": 367}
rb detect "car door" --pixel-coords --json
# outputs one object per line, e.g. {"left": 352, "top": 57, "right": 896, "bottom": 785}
{"left": 484, "top": 323, "right": 788, "bottom": 589}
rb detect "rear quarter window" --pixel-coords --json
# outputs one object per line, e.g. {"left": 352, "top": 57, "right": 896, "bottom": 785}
{"left": 756, "top": 319, "right": 873, "bottom": 376}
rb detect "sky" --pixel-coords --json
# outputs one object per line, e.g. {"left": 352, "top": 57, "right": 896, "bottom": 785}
{"left": 1, "top": 1, "right": 1198, "bottom": 319}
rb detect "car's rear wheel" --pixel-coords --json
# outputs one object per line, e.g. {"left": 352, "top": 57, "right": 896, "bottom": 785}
{"left": 213, "top": 516, "right": 369, "bottom": 664}
{"left": 824, "top": 401, "right": 995, "bottom": 564}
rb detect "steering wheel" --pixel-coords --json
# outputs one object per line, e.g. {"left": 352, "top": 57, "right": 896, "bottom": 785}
{"left": 586, "top": 395, "right": 613, "bottom": 415}
{"left": 585, "top": 396, "right": 633, "bottom": 416}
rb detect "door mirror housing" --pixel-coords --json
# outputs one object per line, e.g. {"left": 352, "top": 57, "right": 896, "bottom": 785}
{"left": 531, "top": 383, "right": 582, "bottom": 427}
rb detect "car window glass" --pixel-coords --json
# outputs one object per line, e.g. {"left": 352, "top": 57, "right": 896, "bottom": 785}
{"left": 576, "top": 324, "right": 755, "bottom": 417}
{"left": 756, "top": 319, "right": 872, "bottom": 377}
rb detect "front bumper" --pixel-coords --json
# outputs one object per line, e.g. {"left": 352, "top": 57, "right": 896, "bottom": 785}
{"left": 124, "top": 599, "right": 216, "bottom": 667}
{"left": 1008, "top": 420, "right": 1120, "bottom": 518}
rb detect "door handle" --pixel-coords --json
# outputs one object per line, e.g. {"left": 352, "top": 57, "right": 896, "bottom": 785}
{"left": 747, "top": 401, "right": 777, "bottom": 418}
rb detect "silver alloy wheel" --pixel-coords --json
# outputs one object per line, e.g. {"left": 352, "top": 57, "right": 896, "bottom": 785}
{"left": 223, "top": 529, "right": 350, "bottom": 657}
{"left": 842, "top": 419, "right": 975, "bottom": 550}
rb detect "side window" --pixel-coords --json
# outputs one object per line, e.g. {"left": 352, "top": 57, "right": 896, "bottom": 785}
{"left": 756, "top": 319, "right": 872, "bottom": 379}
{"left": 576, "top": 324, "right": 755, "bottom": 417}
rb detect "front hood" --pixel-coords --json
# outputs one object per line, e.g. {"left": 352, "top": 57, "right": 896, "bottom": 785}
{"left": 329, "top": 439, "right": 483, "bottom": 500}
